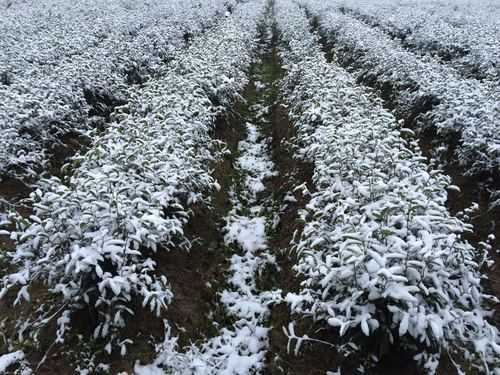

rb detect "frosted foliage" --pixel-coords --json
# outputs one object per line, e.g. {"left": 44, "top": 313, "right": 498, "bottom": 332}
{"left": 275, "top": 1, "right": 500, "bottom": 373}
{"left": 1, "top": 0, "right": 261, "bottom": 354}
{"left": 300, "top": 0, "right": 500, "bottom": 177}
{"left": 0, "top": 0, "right": 235, "bottom": 180}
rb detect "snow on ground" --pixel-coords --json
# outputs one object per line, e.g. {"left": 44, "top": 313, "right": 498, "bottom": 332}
{"left": 134, "top": 117, "right": 280, "bottom": 375}
{"left": 135, "top": 16, "right": 281, "bottom": 374}
{"left": 0, "top": 351, "right": 29, "bottom": 374}
{"left": 195, "top": 105, "right": 281, "bottom": 374}
{"left": 226, "top": 215, "right": 267, "bottom": 254}
{"left": 235, "top": 121, "right": 277, "bottom": 196}
{"left": 221, "top": 117, "right": 282, "bottom": 323}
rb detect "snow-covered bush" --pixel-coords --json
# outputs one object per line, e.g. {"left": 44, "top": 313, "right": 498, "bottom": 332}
{"left": 300, "top": 0, "right": 500, "bottom": 179}
{"left": 275, "top": 1, "right": 500, "bottom": 373}
{"left": 138, "top": 8, "right": 282, "bottom": 373}
{"left": 0, "top": 0, "right": 234, "bottom": 181}
{"left": 333, "top": 0, "right": 500, "bottom": 82}
{"left": 0, "top": 1, "right": 259, "bottom": 355}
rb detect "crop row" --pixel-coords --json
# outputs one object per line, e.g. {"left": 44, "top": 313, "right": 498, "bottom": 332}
{"left": 140, "top": 65, "right": 280, "bottom": 373}
{"left": 276, "top": 1, "right": 499, "bottom": 373}
{"left": 335, "top": 0, "right": 500, "bottom": 82}
{"left": 0, "top": 0, "right": 230, "bottom": 76}
{"left": 300, "top": 0, "right": 500, "bottom": 182}
{"left": 0, "top": 0, "right": 233, "bottom": 180}
{"left": 0, "top": 1, "right": 261, "bottom": 356}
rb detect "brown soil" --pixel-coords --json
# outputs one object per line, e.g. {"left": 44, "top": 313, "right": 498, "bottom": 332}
{"left": 255, "top": 15, "right": 345, "bottom": 375}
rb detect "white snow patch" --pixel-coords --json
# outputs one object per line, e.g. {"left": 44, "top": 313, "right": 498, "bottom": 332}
{"left": 225, "top": 216, "right": 267, "bottom": 253}
{"left": 0, "top": 351, "right": 24, "bottom": 373}
{"left": 236, "top": 122, "right": 277, "bottom": 195}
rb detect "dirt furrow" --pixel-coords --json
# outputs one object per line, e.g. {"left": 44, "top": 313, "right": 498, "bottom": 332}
{"left": 245, "top": 6, "right": 347, "bottom": 374}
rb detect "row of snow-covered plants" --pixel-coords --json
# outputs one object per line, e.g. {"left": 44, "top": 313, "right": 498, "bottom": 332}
{"left": 0, "top": 0, "right": 499, "bottom": 374}
{"left": 302, "top": 0, "right": 500, "bottom": 179}
{"left": 0, "top": 0, "right": 231, "bottom": 181}
{"left": 277, "top": 0, "right": 499, "bottom": 373}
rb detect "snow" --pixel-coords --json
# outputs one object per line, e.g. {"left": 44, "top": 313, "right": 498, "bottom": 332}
{"left": 225, "top": 216, "right": 267, "bottom": 253}
{"left": 1, "top": 0, "right": 499, "bottom": 373}
{"left": 222, "top": 84, "right": 282, "bottom": 322}
{"left": 303, "top": 0, "right": 500, "bottom": 177}
{"left": 0, "top": 0, "right": 234, "bottom": 181}
{"left": 134, "top": 363, "right": 164, "bottom": 375}
{"left": 197, "top": 31, "right": 282, "bottom": 370}
{"left": 236, "top": 122, "right": 278, "bottom": 195}
{"left": 1, "top": 0, "right": 264, "bottom": 354}
{"left": 276, "top": 0, "right": 500, "bottom": 373}
{"left": 335, "top": 0, "right": 500, "bottom": 82}
{"left": 0, "top": 351, "right": 24, "bottom": 373}
{"left": 133, "top": 10, "right": 281, "bottom": 373}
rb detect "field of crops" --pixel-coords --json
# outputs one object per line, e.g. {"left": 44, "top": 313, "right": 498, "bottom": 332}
{"left": 0, "top": 0, "right": 499, "bottom": 374}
